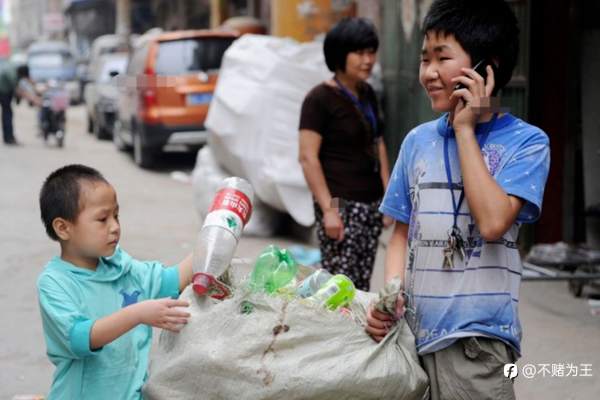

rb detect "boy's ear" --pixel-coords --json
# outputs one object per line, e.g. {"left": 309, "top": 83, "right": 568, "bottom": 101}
{"left": 52, "top": 218, "right": 72, "bottom": 241}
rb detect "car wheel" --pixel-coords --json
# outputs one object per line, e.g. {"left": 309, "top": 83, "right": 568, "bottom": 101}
{"left": 113, "top": 120, "right": 130, "bottom": 151}
{"left": 93, "top": 117, "right": 108, "bottom": 140}
{"left": 133, "top": 126, "right": 156, "bottom": 169}
{"left": 87, "top": 116, "right": 94, "bottom": 133}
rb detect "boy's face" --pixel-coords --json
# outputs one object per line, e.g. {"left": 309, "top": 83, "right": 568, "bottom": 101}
{"left": 419, "top": 31, "right": 472, "bottom": 112}
{"left": 66, "top": 181, "right": 120, "bottom": 259}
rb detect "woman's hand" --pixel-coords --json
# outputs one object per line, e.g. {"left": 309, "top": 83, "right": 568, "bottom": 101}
{"left": 134, "top": 298, "right": 191, "bottom": 333}
{"left": 323, "top": 209, "right": 344, "bottom": 241}
{"left": 449, "top": 65, "right": 496, "bottom": 134}
{"left": 365, "top": 294, "right": 406, "bottom": 342}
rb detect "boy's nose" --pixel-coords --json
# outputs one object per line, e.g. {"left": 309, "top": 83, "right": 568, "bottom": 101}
{"left": 110, "top": 220, "right": 120, "bottom": 234}
{"left": 423, "top": 64, "right": 440, "bottom": 81}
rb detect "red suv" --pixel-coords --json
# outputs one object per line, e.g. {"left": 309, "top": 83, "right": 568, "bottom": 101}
{"left": 114, "top": 30, "right": 238, "bottom": 168}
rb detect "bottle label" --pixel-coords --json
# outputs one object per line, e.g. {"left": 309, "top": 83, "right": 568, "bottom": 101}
{"left": 209, "top": 188, "right": 252, "bottom": 226}
{"left": 202, "top": 209, "right": 243, "bottom": 240}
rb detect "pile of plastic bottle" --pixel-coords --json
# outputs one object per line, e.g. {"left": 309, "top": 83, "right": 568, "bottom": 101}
{"left": 248, "top": 244, "right": 356, "bottom": 311}
{"left": 191, "top": 176, "right": 356, "bottom": 311}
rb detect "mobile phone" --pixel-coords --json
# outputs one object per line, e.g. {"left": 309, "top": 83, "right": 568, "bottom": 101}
{"left": 454, "top": 59, "right": 489, "bottom": 91}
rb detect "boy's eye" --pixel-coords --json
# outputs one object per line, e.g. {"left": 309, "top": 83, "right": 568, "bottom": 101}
{"left": 440, "top": 57, "right": 451, "bottom": 61}
{"left": 98, "top": 217, "right": 107, "bottom": 223}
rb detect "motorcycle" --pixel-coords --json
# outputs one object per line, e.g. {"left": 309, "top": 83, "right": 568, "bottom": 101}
{"left": 39, "top": 80, "right": 69, "bottom": 147}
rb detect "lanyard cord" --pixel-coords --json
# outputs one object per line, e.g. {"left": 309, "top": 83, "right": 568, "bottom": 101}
{"left": 443, "top": 113, "right": 498, "bottom": 230}
{"left": 333, "top": 77, "right": 378, "bottom": 134}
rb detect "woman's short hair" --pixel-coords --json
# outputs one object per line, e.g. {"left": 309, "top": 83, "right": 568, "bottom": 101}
{"left": 324, "top": 17, "right": 379, "bottom": 73}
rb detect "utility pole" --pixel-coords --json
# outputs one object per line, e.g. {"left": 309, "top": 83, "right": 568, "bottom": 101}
{"left": 116, "top": 0, "right": 131, "bottom": 35}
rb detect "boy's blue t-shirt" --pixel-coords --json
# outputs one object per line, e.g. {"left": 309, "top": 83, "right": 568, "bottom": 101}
{"left": 37, "top": 247, "right": 180, "bottom": 399}
{"left": 380, "top": 113, "right": 550, "bottom": 356}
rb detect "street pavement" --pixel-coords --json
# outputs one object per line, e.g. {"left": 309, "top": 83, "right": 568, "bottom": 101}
{"left": 1, "top": 104, "right": 599, "bottom": 399}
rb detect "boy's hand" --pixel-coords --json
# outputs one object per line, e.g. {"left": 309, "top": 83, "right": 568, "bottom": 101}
{"left": 449, "top": 65, "right": 496, "bottom": 133}
{"left": 365, "top": 294, "right": 405, "bottom": 342}
{"left": 135, "top": 298, "right": 191, "bottom": 333}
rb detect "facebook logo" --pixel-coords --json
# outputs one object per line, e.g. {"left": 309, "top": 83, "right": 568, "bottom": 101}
{"left": 504, "top": 363, "right": 519, "bottom": 381}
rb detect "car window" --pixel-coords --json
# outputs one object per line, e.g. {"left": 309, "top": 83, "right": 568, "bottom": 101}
{"left": 154, "top": 37, "right": 235, "bottom": 76}
{"left": 29, "top": 53, "right": 69, "bottom": 68}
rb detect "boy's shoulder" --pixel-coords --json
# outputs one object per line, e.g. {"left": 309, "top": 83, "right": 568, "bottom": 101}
{"left": 37, "top": 247, "right": 135, "bottom": 291}
{"left": 37, "top": 257, "right": 77, "bottom": 294}
{"left": 500, "top": 115, "right": 550, "bottom": 145}
{"left": 400, "top": 118, "right": 443, "bottom": 150}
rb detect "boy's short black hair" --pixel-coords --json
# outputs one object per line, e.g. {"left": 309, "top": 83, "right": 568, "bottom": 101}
{"left": 39, "top": 164, "right": 108, "bottom": 241}
{"left": 324, "top": 17, "right": 379, "bottom": 73}
{"left": 16, "top": 65, "right": 30, "bottom": 80}
{"left": 423, "top": 0, "right": 519, "bottom": 95}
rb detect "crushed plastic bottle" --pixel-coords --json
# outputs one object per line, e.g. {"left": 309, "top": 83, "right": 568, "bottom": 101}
{"left": 296, "top": 269, "right": 333, "bottom": 298}
{"left": 192, "top": 177, "right": 253, "bottom": 299}
{"left": 249, "top": 245, "right": 298, "bottom": 294}
{"left": 308, "top": 274, "right": 356, "bottom": 310}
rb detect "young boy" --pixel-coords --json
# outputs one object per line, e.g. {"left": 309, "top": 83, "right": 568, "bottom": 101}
{"left": 37, "top": 164, "right": 194, "bottom": 399}
{"left": 366, "top": 1, "right": 550, "bottom": 399}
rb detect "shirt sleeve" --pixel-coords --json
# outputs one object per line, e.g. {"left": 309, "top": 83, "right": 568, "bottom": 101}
{"left": 37, "top": 274, "right": 101, "bottom": 359}
{"left": 127, "top": 255, "right": 180, "bottom": 300}
{"left": 299, "top": 87, "right": 327, "bottom": 136}
{"left": 495, "top": 132, "right": 550, "bottom": 223}
{"left": 379, "top": 132, "right": 413, "bottom": 223}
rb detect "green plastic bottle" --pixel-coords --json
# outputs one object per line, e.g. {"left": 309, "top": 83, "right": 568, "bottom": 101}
{"left": 308, "top": 274, "right": 356, "bottom": 310}
{"left": 249, "top": 245, "right": 298, "bottom": 294}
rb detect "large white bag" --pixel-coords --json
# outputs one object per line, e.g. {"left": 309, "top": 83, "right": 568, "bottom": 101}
{"left": 144, "top": 266, "right": 429, "bottom": 400}
{"left": 205, "top": 35, "right": 331, "bottom": 227}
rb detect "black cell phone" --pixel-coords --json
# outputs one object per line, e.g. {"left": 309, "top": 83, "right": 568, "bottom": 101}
{"left": 454, "top": 59, "right": 491, "bottom": 91}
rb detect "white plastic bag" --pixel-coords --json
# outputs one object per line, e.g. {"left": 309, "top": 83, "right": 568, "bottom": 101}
{"left": 205, "top": 35, "right": 331, "bottom": 227}
{"left": 144, "top": 266, "right": 429, "bottom": 400}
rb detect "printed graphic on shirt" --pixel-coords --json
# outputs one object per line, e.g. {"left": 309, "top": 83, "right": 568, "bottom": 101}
{"left": 120, "top": 289, "right": 141, "bottom": 307}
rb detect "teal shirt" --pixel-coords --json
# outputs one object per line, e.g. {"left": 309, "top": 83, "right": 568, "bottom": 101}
{"left": 37, "top": 247, "right": 180, "bottom": 400}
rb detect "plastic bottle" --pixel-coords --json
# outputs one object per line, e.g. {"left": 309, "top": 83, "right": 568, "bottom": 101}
{"left": 192, "top": 177, "right": 254, "bottom": 298}
{"left": 249, "top": 245, "right": 298, "bottom": 294}
{"left": 308, "top": 274, "right": 356, "bottom": 310}
{"left": 296, "top": 269, "right": 333, "bottom": 298}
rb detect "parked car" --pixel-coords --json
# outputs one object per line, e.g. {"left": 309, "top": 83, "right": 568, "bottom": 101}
{"left": 114, "top": 29, "right": 239, "bottom": 168}
{"left": 81, "top": 34, "right": 130, "bottom": 103}
{"left": 27, "top": 41, "right": 81, "bottom": 104}
{"left": 84, "top": 53, "right": 128, "bottom": 139}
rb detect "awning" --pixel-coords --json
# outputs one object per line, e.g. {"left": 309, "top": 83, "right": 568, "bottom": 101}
{"left": 64, "top": 0, "right": 107, "bottom": 13}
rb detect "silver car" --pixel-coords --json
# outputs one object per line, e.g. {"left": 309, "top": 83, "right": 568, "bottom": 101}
{"left": 84, "top": 53, "right": 128, "bottom": 139}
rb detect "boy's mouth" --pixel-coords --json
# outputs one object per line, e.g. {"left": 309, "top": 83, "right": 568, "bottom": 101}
{"left": 426, "top": 85, "right": 445, "bottom": 94}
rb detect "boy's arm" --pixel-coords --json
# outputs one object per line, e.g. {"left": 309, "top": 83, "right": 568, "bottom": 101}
{"left": 177, "top": 253, "right": 193, "bottom": 292}
{"left": 90, "top": 298, "right": 190, "bottom": 350}
{"left": 451, "top": 66, "right": 524, "bottom": 241}
{"left": 366, "top": 221, "right": 409, "bottom": 342}
{"left": 454, "top": 133, "right": 524, "bottom": 241}
{"left": 384, "top": 222, "right": 409, "bottom": 284}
